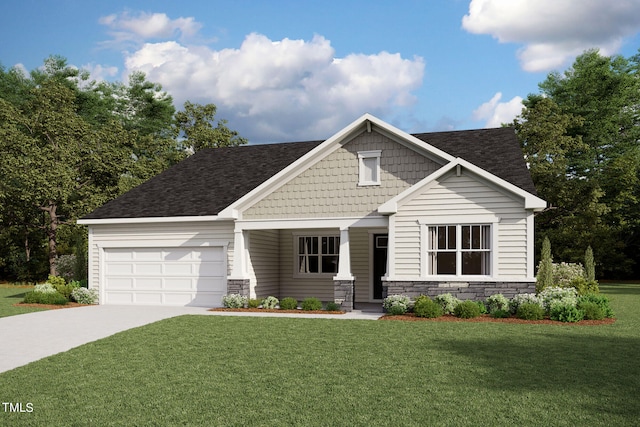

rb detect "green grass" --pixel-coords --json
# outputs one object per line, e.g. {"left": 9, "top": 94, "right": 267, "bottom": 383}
{"left": 0, "top": 285, "right": 48, "bottom": 318}
{"left": 1, "top": 284, "right": 639, "bottom": 426}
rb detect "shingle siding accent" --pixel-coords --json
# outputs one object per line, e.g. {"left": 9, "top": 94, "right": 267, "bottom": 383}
{"left": 243, "top": 131, "right": 442, "bottom": 219}
{"left": 393, "top": 170, "right": 528, "bottom": 278}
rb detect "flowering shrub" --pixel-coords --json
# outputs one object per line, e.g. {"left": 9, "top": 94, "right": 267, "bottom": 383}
{"left": 261, "top": 296, "right": 279, "bottom": 309}
{"left": 486, "top": 294, "right": 509, "bottom": 314}
{"left": 539, "top": 286, "right": 578, "bottom": 313}
{"left": 33, "top": 283, "right": 57, "bottom": 294}
{"left": 434, "top": 293, "right": 461, "bottom": 315}
{"left": 71, "top": 287, "right": 99, "bottom": 305}
{"left": 222, "top": 294, "right": 248, "bottom": 308}
{"left": 54, "top": 255, "right": 77, "bottom": 282}
{"left": 509, "top": 293, "right": 542, "bottom": 314}
{"left": 382, "top": 294, "right": 411, "bottom": 315}
{"left": 552, "top": 262, "right": 585, "bottom": 286}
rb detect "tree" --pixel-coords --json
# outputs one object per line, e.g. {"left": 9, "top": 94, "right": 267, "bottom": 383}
{"left": 174, "top": 101, "right": 247, "bottom": 151}
{"left": 585, "top": 246, "right": 595, "bottom": 282}
{"left": 514, "top": 49, "right": 640, "bottom": 278}
{"left": 536, "top": 237, "right": 553, "bottom": 292}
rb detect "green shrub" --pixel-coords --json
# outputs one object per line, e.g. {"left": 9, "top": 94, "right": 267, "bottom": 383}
{"left": 453, "top": 300, "right": 481, "bottom": 319}
{"left": 301, "top": 297, "right": 322, "bottom": 311}
{"left": 23, "top": 291, "right": 68, "bottom": 305}
{"left": 509, "top": 293, "right": 542, "bottom": 314}
{"left": 71, "top": 287, "right": 98, "bottom": 304}
{"left": 47, "top": 275, "right": 66, "bottom": 288}
{"left": 248, "top": 298, "right": 261, "bottom": 308}
{"left": 53, "top": 282, "right": 81, "bottom": 300}
{"left": 54, "top": 255, "right": 77, "bottom": 282}
{"left": 279, "top": 297, "right": 298, "bottom": 310}
{"left": 476, "top": 300, "right": 487, "bottom": 314}
{"left": 486, "top": 294, "right": 509, "bottom": 313}
{"left": 434, "top": 293, "right": 461, "bottom": 315}
{"left": 549, "top": 303, "right": 584, "bottom": 323}
{"left": 568, "top": 277, "right": 600, "bottom": 295}
{"left": 492, "top": 309, "right": 510, "bottom": 319}
{"left": 414, "top": 298, "right": 443, "bottom": 318}
{"left": 539, "top": 286, "right": 578, "bottom": 313}
{"left": 222, "top": 294, "right": 248, "bottom": 308}
{"left": 577, "top": 301, "right": 604, "bottom": 320}
{"left": 261, "top": 296, "right": 279, "bottom": 309}
{"left": 325, "top": 301, "right": 341, "bottom": 312}
{"left": 578, "top": 294, "right": 614, "bottom": 318}
{"left": 516, "top": 303, "right": 544, "bottom": 320}
{"left": 382, "top": 294, "right": 410, "bottom": 315}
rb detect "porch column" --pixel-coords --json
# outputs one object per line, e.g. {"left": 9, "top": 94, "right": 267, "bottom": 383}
{"left": 334, "top": 227, "right": 354, "bottom": 311}
{"left": 228, "top": 227, "right": 250, "bottom": 297}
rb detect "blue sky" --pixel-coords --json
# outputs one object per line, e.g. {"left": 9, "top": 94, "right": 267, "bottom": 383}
{"left": 2, "top": 0, "right": 640, "bottom": 143}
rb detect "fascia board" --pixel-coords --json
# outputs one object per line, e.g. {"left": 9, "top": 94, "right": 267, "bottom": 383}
{"left": 77, "top": 215, "right": 225, "bottom": 225}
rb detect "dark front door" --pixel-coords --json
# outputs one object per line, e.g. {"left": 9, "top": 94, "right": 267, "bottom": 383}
{"left": 373, "top": 234, "right": 388, "bottom": 300}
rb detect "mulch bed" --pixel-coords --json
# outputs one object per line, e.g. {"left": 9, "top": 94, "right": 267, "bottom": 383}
{"left": 380, "top": 313, "right": 616, "bottom": 325}
{"left": 14, "top": 302, "right": 91, "bottom": 310}
{"left": 210, "top": 308, "right": 345, "bottom": 315}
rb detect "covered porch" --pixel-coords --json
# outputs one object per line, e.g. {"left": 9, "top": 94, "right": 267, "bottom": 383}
{"left": 227, "top": 217, "right": 388, "bottom": 311}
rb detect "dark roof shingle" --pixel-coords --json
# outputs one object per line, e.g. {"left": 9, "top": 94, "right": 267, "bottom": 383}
{"left": 82, "top": 127, "right": 535, "bottom": 220}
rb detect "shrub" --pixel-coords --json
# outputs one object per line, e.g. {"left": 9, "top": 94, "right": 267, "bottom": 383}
{"left": 476, "top": 300, "right": 487, "bottom": 314}
{"left": 71, "top": 287, "right": 98, "bottom": 305}
{"left": 516, "top": 303, "right": 544, "bottom": 320}
{"left": 47, "top": 275, "right": 66, "bottom": 288}
{"left": 301, "top": 297, "right": 322, "bottom": 311}
{"left": 382, "top": 294, "right": 410, "bottom": 315}
{"left": 53, "top": 282, "right": 81, "bottom": 300}
{"left": 23, "top": 291, "right": 68, "bottom": 305}
{"left": 414, "top": 298, "right": 443, "bottom": 318}
{"left": 509, "top": 293, "right": 542, "bottom": 314}
{"left": 552, "top": 262, "right": 585, "bottom": 286}
{"left": 568, "top": 277, "right": 600, "bottom": 295}
{"left": 248, "top": 298, "right": 261, "bottom": 308}
{"left": 578, "top": 294, "right": 614, "bottom": 318}
{"left": 549, "top": 303, "right": 584, "bottom": 323}
{"left": 536, "top": 236, "right": 553, "bottom": 292}
{"left": 279, "top": 297, "right": 298, "bottom": 310}
{"left": 325, "top": 301, "right": 341, "bottom": 312}
{"left": 222, "top": 294, "right": 248, "bottom": 308}
{"left": 261, "top": 296, "right": 279, "bottom": 309}
{"left": 585, "top": 246, "right": 596, "bottom": 282}
{"left": 492, "top": 309, "right": 510, "bottom": 319}
{"left": 578, "top": 301, "right": 604, "bottom": 320}
{"left": 54, "top": 255, "right": 77, "bottom": 282}
{"left": 434, "top": 293, "right": 461, "bottom": 315}
{"left": 486, "top": 294, "right": 509, "bottom": 314}
{"left": 33, "top": 283, "right": 57, "bottom": 294}
{"left": 454, "top": 300, "right": 482, "bottom": 319}
{"left": 539, "top": 286, "right": 578, "bottom": 313}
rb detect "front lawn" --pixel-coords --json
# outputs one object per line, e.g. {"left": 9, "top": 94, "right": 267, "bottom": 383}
{"left": 0, "top": 284, "right": 639, "bottom": 426}
{"left": 0, "top": 285, "right": 48, "bottom": 318}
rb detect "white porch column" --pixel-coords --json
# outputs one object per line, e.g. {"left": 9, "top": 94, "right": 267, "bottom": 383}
{"left": 229, "top": 227, "right": 249, "bottom": 279}
{"left": 334, "top": 227, "right": 354, "bottom": 280}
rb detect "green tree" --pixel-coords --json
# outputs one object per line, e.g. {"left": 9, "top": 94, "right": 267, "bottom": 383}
{"left": 536, "top": 237, "right": 553, "bottom": 292}
{"left": 174, "top": 101, "right": 247, "bottom": 151}
{"left": 585, "top": 246, "right": 595, "bottom": 282}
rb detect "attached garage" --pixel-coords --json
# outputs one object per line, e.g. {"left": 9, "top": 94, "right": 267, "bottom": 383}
{"left": 103, "top": 246, "right": 227, "bottom": 307}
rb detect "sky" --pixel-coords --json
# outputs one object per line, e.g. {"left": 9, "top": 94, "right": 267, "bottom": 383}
{"left": 1, "top": 0, "right": 640, "bottom": 144}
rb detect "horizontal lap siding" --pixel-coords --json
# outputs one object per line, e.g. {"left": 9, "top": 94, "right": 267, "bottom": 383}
{"left": 394, "top": 171, "right": 528, "bottom": 278}
{"left": 249, "top": 230, "right": 279, "bottom": 298}
{"left": 350, "top": 228, "right": 373, "bottom": 303}
{"left": 88, "top": 222, "right": 235, "bottom": 293}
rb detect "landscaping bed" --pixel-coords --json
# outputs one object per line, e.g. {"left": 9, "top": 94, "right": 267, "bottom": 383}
{"left": 210, "top": 307, "right": 344, "bottom": 314}
{"left": 381, "top": 312, "right": 615, "bottom": 325}
{"left": 14, "top": 302, "right": 90, "bottom": 310}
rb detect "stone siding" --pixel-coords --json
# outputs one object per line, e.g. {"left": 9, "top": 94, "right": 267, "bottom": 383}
{"left": 227, "top": 279, "right": 250, "bottom": 297}
{"left": 382, "top": 280, "right": 535, "bottom": 300}
{"left": 334, "top": 280, "right": 355, "bottom": 312}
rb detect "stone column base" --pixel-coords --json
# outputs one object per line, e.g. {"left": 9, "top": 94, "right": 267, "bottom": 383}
{"left": 227, "top": 279, "right": 250, "bottom": 298}
{"left": 334, "top": 280, "right": 354, "bottom": 312}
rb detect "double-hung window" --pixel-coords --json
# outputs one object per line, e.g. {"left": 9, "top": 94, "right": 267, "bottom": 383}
{"left": 427, "top": 224, "right": 491, "bottom": 276}
{"left": 297, "top": 235, "right": 340, "bottom": 274}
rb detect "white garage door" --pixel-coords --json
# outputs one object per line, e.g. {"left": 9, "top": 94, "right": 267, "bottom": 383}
{"left": 103, "top": 247, "right": 226, "bottom": 307}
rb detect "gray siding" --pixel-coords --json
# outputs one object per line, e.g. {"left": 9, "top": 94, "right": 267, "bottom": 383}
{"left": 248, "top": 230, "right": 279, "bottom": 298}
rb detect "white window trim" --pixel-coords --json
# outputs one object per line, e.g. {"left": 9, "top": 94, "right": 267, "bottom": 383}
{"left": 419, "top": 218, "right": 499, "bottom": 279}
{"left": 292, "top": 232, "right": 341, "bottom": 278}
{"left": 358, "top": 150, "right": 381, "bottom": 186}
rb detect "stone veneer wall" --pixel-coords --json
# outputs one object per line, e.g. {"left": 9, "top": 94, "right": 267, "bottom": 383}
{"left": 382, "top": 281, "right": 535, "bottom": 300}
{"left": 227, "top": 279, "right": 250, "bottom": 297}
{"left": 334, "top": 280, "right": 354, "bottom": 312}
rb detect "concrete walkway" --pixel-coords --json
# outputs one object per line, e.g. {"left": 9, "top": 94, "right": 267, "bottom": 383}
{"left": 0, "top": 305, "right": 382, "bottom": 373}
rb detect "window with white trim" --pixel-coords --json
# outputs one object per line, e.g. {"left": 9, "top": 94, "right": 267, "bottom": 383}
{"left": 358, "top": 150, "right": 381, "bottom": 186}
{"left": 297, "top": 235, "right": 340, "bottom": 274}
{"left": 427, "top": 224, "right": 491, "bottom": 275}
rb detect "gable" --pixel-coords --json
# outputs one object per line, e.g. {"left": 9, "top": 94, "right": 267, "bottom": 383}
{"left": 242, "top": 130, "right": 443, "bottom": 219}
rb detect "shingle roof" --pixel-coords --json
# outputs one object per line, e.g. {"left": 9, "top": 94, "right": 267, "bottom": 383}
{"left": 82, "top": 127, "right": 535, "bottom": 220}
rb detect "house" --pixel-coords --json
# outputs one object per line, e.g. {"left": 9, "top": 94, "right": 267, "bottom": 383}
{"left": 78, "top": 114, "right": 546, "bottom": 310}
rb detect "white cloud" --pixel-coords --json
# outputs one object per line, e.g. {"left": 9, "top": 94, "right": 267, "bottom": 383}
{"left": 99, "top": 11, "right": 202, "bottom": 47}
{"left": 82, "top": 63, "right": 119, "bottom": 81}
{"left": 472, "top": 92, "right": 523, "bottom": 128}
{"left": 462, "top": 0, "right": 640, "bottom": 71}
{"left": 123, "top": 33, "right": 425, "bottom": 143}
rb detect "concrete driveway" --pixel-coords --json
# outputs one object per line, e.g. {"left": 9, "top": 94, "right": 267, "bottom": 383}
{"left": 0, "top": 305, "right": 382, "bottom": 374}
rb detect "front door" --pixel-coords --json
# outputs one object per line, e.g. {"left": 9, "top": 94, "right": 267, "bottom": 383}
{"left": 373, "top": 234, "right": 388, "bottom": 300}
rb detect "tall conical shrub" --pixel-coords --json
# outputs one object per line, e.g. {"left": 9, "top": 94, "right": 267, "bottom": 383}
{"left": 536, "top": 237, "right": 553, "bottom": 292}
{"left": 585, "top": 246, "right": 595, "bottom": 282}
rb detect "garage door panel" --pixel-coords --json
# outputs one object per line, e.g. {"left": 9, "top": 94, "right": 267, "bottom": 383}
{"left": 103, "top": 247, "right": 226, "bottom": 307}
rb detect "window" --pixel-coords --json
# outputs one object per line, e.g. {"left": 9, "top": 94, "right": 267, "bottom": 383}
{"left": 427, "top": 225, "right": 491, "bottom": 275}
{"left": 358, "top": 150, "right": 381, "bottom": 186}
{"left": 298, "top": 235, "right": 340, "bottom": 274}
